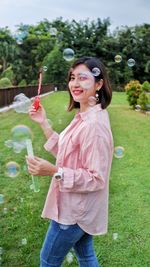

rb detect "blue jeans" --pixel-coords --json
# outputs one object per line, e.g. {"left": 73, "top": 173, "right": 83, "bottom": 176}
{"left": 40, "top": 220, "right": 99, "bottom": 267}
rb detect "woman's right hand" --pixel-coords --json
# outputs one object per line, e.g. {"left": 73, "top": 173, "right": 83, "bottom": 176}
{"left": 28, "top": 104, "right": 47, "bottom": 124}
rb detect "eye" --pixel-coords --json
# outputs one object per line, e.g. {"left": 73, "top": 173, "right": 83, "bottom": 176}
{"left": 78, "top": 74, "right": 88, "bottom": 81}
{"left": 70, "top": 75, "right": 75, "bottom": 81}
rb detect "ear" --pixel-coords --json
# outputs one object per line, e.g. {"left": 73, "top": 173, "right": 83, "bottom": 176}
{"left": 96, "top": 79, "right": 103, "bottom": 91}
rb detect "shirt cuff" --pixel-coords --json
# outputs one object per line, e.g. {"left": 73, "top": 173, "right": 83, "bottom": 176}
{"left": 59, "top": 167, "right": 74, "bottom": 189}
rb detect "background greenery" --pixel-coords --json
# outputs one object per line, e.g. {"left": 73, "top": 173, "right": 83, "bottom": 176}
{"left": 0, "top": 91, "right": 150, "bottom": 266}
{"left": 0, "top": 18, "right": 150, "bottom": 90}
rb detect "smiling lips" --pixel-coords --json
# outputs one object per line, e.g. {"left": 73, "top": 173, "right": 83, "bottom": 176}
{"left": 72, "top": 89, "right": 84, "bottom": 96}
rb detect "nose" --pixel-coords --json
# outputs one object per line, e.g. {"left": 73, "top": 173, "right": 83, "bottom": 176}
{"left": 73, "top": 78, "right": 80, "bottom": 87}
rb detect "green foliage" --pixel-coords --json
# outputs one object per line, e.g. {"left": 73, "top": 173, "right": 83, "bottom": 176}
{"left": 137, "top": 91, "right": 150, "bottom": 110}
{"left": 142, "top": 81, "right": 150, "bottom": 92}
{"left": 18, "top": 79, "right": 27, "bottom": 86}
{"left": 0, "top": 77, "right": 12, "bottom": 88}
{"left": 0, "top": 65, "right": 15, "bottom": 83}
{"left": 125, "top": 80, "right": 142, "bottom": 108}
{"left": 42, "top": 45, "right": 71, "bottom": 90}
{"left": 0, "top": 20, "right": 150, "bottom": 88}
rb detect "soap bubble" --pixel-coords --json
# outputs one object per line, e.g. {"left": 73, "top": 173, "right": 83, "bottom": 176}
{"left": 114, "top": 146, "right": 125, "bottom": 158}
{"left": 63, "top": 48, "right": 75, "bottom": 61}
{"left": 88, "top": 96, "right": 97, "bottom": 106}
{"left": 11, "top": 125, "right": 33, "bottom": 144}
{"left": 135, "top": 104, "right": 141, "bottom": 111}
{"left": 4, "top": 140, "right": 13, "bottom": 148}
{"left": 57, "top": 32, "right": 63, "bottom": 43}
{"left": 13, "top": 207, "right": 18, "bottom": 213}
{"left": 92, "top": 67, "right": 101, "bottom": 76}
{"left": 21, "top": 238, "right": 27, "bottom": 245}
{"left": 114, "top": 55, "right": 122, "bottom": 63}
{"left": 3, "top": 207, "right": 8, "bottom": 214}
{"left": 5, "top": 161, "right": 20, "bottom": 178}
{"left": 66, "top": 252, "right": 74, "bottom": 264}
{"left": 77, "top": 71, "right": 94, "bottom": 90}
{"left": 20, "top": 198, "right": 24, "bottom": 203}
{"left": 113, "top": 233, "right": 118, "bottom": 240}
{"left": 49, "top": 27, "right": 57, "bottom": 36}
{"left": 0, "top": 194, "right": 4, "bottom": 204}
{"left": 13, "top": 93, "right": 31, "bottom": 113}
{"left": 0, "top": 247, "right": 3, "bottom": 255}
{"left": 127, "top": 58, "right": 135, "bottom": 67}
{"left": 13, "top": 142, "right": 25, "bottom": 153}
{"left": 58, "top": 119, "right": 62, "bottom": 124}
{"left": 42, "top": 66, "right": 48, "bottom": 72}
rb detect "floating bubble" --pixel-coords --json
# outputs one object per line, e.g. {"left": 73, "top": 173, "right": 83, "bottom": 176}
{"left": 20, "top": 198, "right": 24, "bottom": 203}
{"left": 114, "top": 55, "right": 122, "bottom": 63}
{"left": 66, "top": 252, "right": 74, "bottom": 264}
{"left": 30, "top": 184, "right": 34, "bottom": 191}
{"left": 3, "top": 207, "right": 8, "bottom": 214}
{"left": 13, "top": 142, "right": 25, "bottom": 153}
{"left": 0, "top": 194, "right": 4, "bottom": 204}
{"left": 114, "top": 146, "right": 125, "bottom": 159}
{"left": 113, "top": 233, "right": 118, "bottom": 240}
{"left": 11, "top": 125, "right": 33, "bottom": 144}
{"left": 127, "top": 58, "right": 135, "bottom": 67}
{"left": 13, "top": 207, "right": 17, "bottom": 213}
{"left": 63, "top": 48, "right": 75, "bottom": 61}
{"left": 42, "top": 66, "right": 48, "bottom": 72}
{"left": 5, "top": 161, "right": 20, "bottom": 178}
{"left": 57, "top": 32, "right": 63, "bottom": 43}
{"left": 21, "top": 238, "right": 27, "bottom": 245}
{"left": 58, "top": 119, "right": 62, "bottom": 124}
{"left": 73, "top": 71, "right": 94, "bottom": 90}
{"left": 0, "top": 247, "right": 3, "bottom": 255}
{"left": 4, "top": 140, "right": 13, "bottom": 148}
{"left": 135, "top": 104, "right": 141, "bottom": 111}
{"left": 13, "top": 93, "right": 31, "bottom": 113}
{"left": 49, "top": 27, "right": 57, "bottom": 36}
{"left": 88, "top": 96, "right": 97, "bottom": 106}
{"left": 92, "top": 67, "right": 101, "bottom": 76}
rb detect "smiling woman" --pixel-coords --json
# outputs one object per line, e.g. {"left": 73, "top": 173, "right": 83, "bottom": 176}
{"left": 26, "top": 56, "right": 114, "bottom": 267}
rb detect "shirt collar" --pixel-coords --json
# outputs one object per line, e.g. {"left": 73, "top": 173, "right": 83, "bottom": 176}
{"left": 76, "top": 104, "right": 103, "bottom": 121}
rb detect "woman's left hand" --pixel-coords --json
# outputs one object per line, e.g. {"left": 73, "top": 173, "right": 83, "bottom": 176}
{"left": 26, "top": 156, "right": 57, "bottom": 176}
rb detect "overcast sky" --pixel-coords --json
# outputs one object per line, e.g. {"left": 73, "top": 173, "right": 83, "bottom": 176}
{"left": 0, "top": 0, "right": 150, "bottom": 33}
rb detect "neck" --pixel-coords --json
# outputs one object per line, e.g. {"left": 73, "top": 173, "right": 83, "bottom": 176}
{"left": 79, "top": 103, "right": 89, "bottom": 113}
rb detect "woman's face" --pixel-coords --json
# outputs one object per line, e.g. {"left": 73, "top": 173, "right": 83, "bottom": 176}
{"left": 68, "top": 64, "right": 100, "bottom": 105}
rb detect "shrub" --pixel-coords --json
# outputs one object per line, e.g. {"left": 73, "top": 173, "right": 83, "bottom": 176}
{"left": 18, "top": 79, "right": 27, "bottom": 87}
{"left": 137, "top": 81, "right": 150, "bottom": 110}
{"left": 0, "top": 77, "right": 13, "bottom": 88}
{"left": 141, "top": 81, "right": 150, "bottom": 92}
{"left": 1, "top": 66, "right": 15, "bottom": 83}
{"left": 125, "top": 80, "right": 142, "bottom": 109}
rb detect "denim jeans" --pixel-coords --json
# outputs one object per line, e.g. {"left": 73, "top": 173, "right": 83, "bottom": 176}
{"left": 40, "top": 220, "right": 99, "bottom": 267}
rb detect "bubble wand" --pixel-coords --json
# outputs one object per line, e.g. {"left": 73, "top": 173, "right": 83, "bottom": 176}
{"left": 26, "top": 138, "right": 40, "bottom": 192}
{"left": 33, "top": 68, "right": 43, "bottom": 111}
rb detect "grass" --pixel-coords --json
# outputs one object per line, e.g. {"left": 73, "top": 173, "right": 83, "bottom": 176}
{"left": 0, "top": 91, "right": 150, "bottom": 267}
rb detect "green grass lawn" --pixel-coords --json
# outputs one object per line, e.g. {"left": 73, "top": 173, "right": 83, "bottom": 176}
{"left": 0, "top": 91, "right": 150, "bottom": 267}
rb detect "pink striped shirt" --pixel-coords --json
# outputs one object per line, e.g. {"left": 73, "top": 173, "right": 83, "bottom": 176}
{"left": 42, "top": 104, "right": 114, "bottom": 235}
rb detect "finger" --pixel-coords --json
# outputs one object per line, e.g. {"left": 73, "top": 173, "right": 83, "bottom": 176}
{"left": 34, "top": 156, "right": 42, "bottom": 162}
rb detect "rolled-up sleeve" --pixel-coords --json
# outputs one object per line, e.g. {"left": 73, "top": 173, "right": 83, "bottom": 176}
{"left": 59, "top": 135, "right": 113, "bottom": 193}
{"left": 44, "top": 132, "right": 59, "bottom": 157}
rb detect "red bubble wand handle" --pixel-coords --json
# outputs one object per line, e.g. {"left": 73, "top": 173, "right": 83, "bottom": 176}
{"left": 33, "top": 69, "right": 43, "bottom": 111}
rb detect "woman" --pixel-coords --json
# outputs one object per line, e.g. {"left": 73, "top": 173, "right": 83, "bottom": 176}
{"left": 26, "top": 56, "right": 114, "bottom": 267}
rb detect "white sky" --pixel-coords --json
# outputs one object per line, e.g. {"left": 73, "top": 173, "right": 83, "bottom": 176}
{"left": 0, "top": 0, "right": 150, "bottom": 33}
